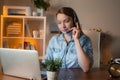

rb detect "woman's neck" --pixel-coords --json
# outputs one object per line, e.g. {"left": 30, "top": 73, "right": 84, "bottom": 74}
{"left": 64, "top": 34, "right": 72, "bottom": 43}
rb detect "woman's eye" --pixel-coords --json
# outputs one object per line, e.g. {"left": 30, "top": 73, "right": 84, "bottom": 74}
{"left": 64, "top": 19, "right": 70, "bottom": 23}
{"left": 57, "top": 18, "right": 71, "bottom": 24}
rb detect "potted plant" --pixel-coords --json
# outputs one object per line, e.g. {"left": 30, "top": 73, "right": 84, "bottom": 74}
{"left": 33, "top": 0, "right": 50, "bottom": 16}
{"left": 33, "top": 0, "right": 50, "bottom": 11}
{"left": 41, "top": 58, "right": 62, "bottom": 80}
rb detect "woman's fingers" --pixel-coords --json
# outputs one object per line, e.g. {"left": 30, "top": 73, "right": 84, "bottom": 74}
{"left": 76, "top": 22, "right": 79, "bottom": 29}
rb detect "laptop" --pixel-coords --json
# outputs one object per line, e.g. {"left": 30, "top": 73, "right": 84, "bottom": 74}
{"left": 0, "top": 48, "right": 43, "bottom": 80}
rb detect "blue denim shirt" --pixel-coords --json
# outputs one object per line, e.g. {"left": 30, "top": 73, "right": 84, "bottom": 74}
{"left": 43, "top": 33, "right": 93, "bottom": 68}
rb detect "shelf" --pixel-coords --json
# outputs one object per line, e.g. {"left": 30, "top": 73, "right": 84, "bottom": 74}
{"left": 1, "top": 15, "right": 46, "bottom": 58}
{"left": 3, "top": 37, "right": 23, "bottom": 38}
{"left": 24, "top": 37, "right": 44, "bottom": 39}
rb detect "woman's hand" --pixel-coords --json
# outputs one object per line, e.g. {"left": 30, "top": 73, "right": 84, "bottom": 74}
{"left": 72, "top": 23, "right": 81, "bottom": 40}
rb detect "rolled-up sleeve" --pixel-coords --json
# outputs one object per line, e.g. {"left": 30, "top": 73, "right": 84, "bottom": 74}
{"left": 80, "top": 35, "right": 94, "bottom": 65}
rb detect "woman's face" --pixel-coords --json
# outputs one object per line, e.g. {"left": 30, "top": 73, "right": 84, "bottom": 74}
{"left": 56, "top": 13, "right": 74, "bottom": 34}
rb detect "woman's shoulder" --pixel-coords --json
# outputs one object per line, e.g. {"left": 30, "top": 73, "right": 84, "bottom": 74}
{"left": 50, "top": 34, "right": 63, "bottom": 41}
{"left": 80, "top": 34, "right": 91, "bottom": 41}
{"left": 51, "top": 34, "right": 61, "bottom": 39}
{"left": 80, "top": 34, "right": 93, "bottom": 47}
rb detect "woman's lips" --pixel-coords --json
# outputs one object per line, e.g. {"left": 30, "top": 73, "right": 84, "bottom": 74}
{"left": 62, "top": 29, "right": 68, "bottom": 33}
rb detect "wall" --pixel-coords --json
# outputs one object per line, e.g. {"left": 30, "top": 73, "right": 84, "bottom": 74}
{"left": 1, "top": 0, "right": 120, "bottom": 65}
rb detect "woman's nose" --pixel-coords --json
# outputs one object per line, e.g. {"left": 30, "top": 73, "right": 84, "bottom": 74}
{"left": 61, "top": 22, "right": 66, "bottom": 28}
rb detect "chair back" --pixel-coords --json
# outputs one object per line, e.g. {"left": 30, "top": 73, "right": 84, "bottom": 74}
{"left": 83, "top": 29, "right": 101, "bottom": 68}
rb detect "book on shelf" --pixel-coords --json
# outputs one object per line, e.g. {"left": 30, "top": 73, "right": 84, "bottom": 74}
{"left": 7, "top": 23, "right": 22, "bottom": 35}
{"left": 3, "top": 41, "right": 8, "bottom": 48}
{"left": 24, "top": 42, "right": 35, "bottom": 50}
{"left": 25, "top": 23, "right": 32, "bottom": 37}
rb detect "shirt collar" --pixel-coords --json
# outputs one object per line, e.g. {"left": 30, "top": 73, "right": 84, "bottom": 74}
{"left": 58, "top": 34, "right": 74, "bottom": 42}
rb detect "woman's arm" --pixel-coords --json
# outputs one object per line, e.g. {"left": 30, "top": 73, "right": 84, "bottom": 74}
{"left": 72, "top": 27, "right": 93, "bottom": 72}
{"left": 74, "top": 39, "right": 92, "bottom": 72}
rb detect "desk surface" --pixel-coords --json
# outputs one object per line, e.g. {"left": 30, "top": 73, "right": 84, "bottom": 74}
{"left": 58, "top": 68, "right": 119, "bottom": 80}
{"left": 0, "top": 68, "right": 119, "bottom": 80}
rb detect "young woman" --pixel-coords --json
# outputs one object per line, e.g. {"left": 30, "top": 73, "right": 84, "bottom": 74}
{"left": 43, "top": 7, "right": 93, "bottom": 72}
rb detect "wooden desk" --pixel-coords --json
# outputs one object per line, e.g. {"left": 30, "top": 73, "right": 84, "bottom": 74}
{"left": 0, "top": 68, "right": 119, "bottom": 80}
{"left": 58, "top": 68, "right": 119, "bottom": 80}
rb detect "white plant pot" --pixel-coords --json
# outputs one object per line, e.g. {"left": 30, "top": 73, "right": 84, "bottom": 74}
{"left": 47, "top": 71, "right": 58, "bottom": 80}
{"left": 36, "top": 8, "right": 44, "bottom": 16}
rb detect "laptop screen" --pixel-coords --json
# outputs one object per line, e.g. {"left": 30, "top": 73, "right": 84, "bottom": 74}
{"left": 0, "top": 48, "right": 42, "bottom": 80}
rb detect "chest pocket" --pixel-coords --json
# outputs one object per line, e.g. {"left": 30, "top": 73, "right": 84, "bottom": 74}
{"left": 53, "top": 48, "right": 61, "bottom": 53}
{"left": 67, "top": 49, "right": 77, "bottom": 59}
{"left": 52, "top": 48, "right": 62, "bottom": 58}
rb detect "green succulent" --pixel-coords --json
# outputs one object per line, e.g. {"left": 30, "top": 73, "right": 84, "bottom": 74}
{"left": 41, "top": 58, "right": 62, "bottom": 72}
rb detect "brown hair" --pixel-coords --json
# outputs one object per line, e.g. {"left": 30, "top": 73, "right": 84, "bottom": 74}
{"left": 56, "top": 7, "right": 83, "bottom": 34}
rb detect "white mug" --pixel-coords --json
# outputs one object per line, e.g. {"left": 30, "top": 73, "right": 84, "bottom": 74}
{"left": 33, "top": 30, "right": 38, "bottom": 38}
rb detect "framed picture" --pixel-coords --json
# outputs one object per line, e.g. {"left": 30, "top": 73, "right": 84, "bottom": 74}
{"left": 3, "top": 6, "right": 31, "bottom": 16}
